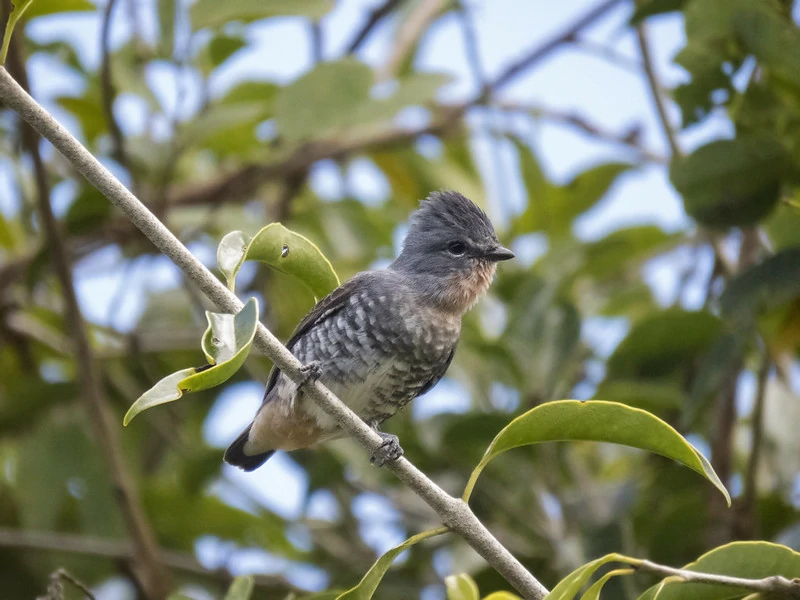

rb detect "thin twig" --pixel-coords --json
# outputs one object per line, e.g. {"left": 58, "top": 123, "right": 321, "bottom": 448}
{"left": 487, "top": 0, "right": 623, "bottom": 98}
{"left": 41, "top": 569, "right": 96, "bottom": 600}
{"left": 100, "top": 0, "right": 129, "bottom": 169}
{"left": 635, "top": 23, "right": 680, "bottom": 158}
{"left": 495, "top": 100, "right": 666, "bottom": 163}
{"left": 2, "top": 53, "right": 172, "bottom": 599}
{"left": 378, "top": 0, "right": 447, "bottom": 81}
{"left": 0, "top": 528, "right": 303, "bottom": 595}
{"left": 737, "top": 343, "right": 771, "bottom": 539}
{"left": 0, "top": 66, "right": 549, "bottom": 600}
{"left": 636, "top": 560, "right": 800, "bottom": 598}
{"left": 345, "top": 0, "right": 403, "bottom": 54}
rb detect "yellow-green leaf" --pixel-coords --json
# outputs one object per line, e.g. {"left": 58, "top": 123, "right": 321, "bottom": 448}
{"left": 123, "top": 298, "right": 259, "bottom": 425}
{"left": 1, "top": 0, "right": 36, "bottom": 64}
{"left": 545, "top": 554, "right": 637, "bottom": 600}
{"left": 483, "top": 593, "right": 522, "bottom": 600}
{"left": 446, "top": 574, "right": 480, "bottom": 600}
{"left": 336, "top": 528, "right": 448, "bottom": 600}
{"left": 462, "top": 400, "right": 729, "bottom": 506}
{"left": 191, "top": 0, "right": 331, "bottom": 30}
{"left": 224, "top": 576, "right": 255, "bottom": 600}
{"left": 217, "top": 223, "right": 339, "bottom": 299}
{"left": 580, "top": 569, "right": 635, "bottom": 600}
{"left": 638, "top": 542, "right": 800, "bottom": 600}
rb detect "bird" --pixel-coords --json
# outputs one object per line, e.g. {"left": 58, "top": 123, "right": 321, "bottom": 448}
{"left": 224, "top": 190, "right": 514, "bottom": 471}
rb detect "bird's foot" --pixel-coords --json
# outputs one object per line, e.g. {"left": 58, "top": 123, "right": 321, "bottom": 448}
{"left": 297, "top": 361, "right": 322, "bottom": 389}
{"left": 370, "top": 432, "right": 404, "bottom": 467}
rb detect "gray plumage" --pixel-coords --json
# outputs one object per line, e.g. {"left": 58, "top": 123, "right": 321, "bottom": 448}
{"left": 225, "top": 191, "right": 514, "bottom": 471}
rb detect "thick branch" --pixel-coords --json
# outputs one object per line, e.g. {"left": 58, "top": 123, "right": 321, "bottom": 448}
{"left": 0, "top": 67, "right": 548, "bottom": 600}
{"left": 637, "top": 560, "right": 800, "bottom": 598}
{"left": 2, "top": 54, "right": 171, "bottom": 598}
{"left": 0, "top": 528, "right": 302, "bottom": 595}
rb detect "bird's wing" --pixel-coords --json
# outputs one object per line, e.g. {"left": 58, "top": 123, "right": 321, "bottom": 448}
{"left": 416, "top": 346, "right": 456, "bottom": 398}
{"left": 261, "top": 274, "right": 365, "bottom": 402}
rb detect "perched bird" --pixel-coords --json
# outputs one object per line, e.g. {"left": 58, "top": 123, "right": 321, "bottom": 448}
{"left": 224, "top": 191, "right": 514, "bottom": 471}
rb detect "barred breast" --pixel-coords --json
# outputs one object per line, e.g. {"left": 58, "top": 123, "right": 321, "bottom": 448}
{"left": 286, "top": 277, "right": 461, "bottom": 434}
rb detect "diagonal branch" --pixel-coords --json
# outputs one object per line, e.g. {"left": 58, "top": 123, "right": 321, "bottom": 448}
{"left": 0, "top": 65, "right": 549, "bottom": 600}
{"left": 100, "top": 0, "right": 129, "bottom": 169}
{"left": 3, "top": 51, "right": 171, "bottom": 599}
{"left": 635, "top": 23, "right": 680, "bottom": 158}
{"left": 345, "top": 0, "right": 404, "bottom": 55}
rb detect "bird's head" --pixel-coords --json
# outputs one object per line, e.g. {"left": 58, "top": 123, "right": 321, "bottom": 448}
{"left": 391, "top": 191, "right": 514, "bottom": 313}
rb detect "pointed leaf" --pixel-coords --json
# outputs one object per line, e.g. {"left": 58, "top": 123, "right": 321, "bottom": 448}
{"left": 446, "top": 574, "right": 480, "bottom": 600}
{"left": 545, "top": 554, "right": 637, "bottom": 600}
{"left": 122, "top": 368, "right": 196, "bottom": 426}
{"left": 581, "top": 569, "right": 635, "bottom": 600}
{"left": 638, "top": 542, "right": 800, "bottom": 600}
{"left": 124, "top": 298, "right": 259, "bottom": 425}
{"left": 336, "top": 528, "right": 448, "bottom": 600}
{"left": 224, "top": 576, "right": 255, "bottom": 600}
{"left": 217, "top": 224, "right": 339, "bottom": 299}
{"left": 462, "top": 400, "right": 729, "bottom": 506}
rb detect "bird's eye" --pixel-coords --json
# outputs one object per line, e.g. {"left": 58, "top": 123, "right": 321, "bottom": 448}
{"left": 447, "top": 241, "right": 467, "bottom": 256}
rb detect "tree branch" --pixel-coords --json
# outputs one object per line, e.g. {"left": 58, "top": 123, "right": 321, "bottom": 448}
{"left": 0, "top": 66, "right": 549, "bottom": 600}
{"left": 0, "top": 528, "right": 303, "bottom": 595}
{"left": 636, "top": 560, "right": 800, "bottom": 598}
{"left": 635, "top": 23, "right": 680, "bottom": 158}
{"left": 99, "top": 0, "right": 129, "bottom": 169}
{"left": 345, "top": 0, "right": 403, "bottom": 55}
{"left": 487, "top": 0, "right": 622, "bottom": 98}
{"left": 2, "top": 54, "right": 171, "bottom": 598}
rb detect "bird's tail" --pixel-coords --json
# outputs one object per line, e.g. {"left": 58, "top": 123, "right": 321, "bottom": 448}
{"left": 224, "top": 424, "right": 275, "bottom": 471}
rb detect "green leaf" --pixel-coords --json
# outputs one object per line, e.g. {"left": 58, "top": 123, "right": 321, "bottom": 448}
{"left": 545, "top": 554, "right": 636, "bottom": 600}
{"left": 581, "top": 568, "right": 635, "bottom": 600}
{"left": 462, "top": 400, "right": 729, "bottom": 506}
{"left": 217, "top": 223, "right": 339, "bottom": 299}
{"left": 55, "top": 95, "right": 106, "bottom": 143}
{"left": 670, "top": 134, "right": 790, "bottom": 228}
{"left": 513, "top": 160, "right": 631, "bottom": 236}
{"left": 178, "top": 102, "right": 267, "bottom": 147}
{"left": 483, "top": 594, "right": 522, "bottom": 600}
{"left": 276, "top": 59, "right": 373, "bottom": 143}
{"left": 123, "top": 298, "right": 259, "bottom": 425}
{"left": 336, "top": 528, "right": 448, "bottom": 600}
{"left": 721, "top": 247, "right": 800, "bottom": 322}
{"left": 22, "top": 0, "right": 93, "bottom": 19}
{"left": 733, "top": 8, "right": 800, "bottom": 92}
{"left": 191, "top": 0, "right": 331, "bottom": 30}
{"left": 224, "top": 576, "right": 255, "bottom": 600}
{"left": 606, "top": 309, "right": 723, "bottom": 379}
{"left": 630, "top": 0, "right": 686, "bottom": 23}
{"left": 593, "top": 380, "right": 685, "bottom": 414}
{"left": 638, "top": 542, "right": 800, "bottom": 600}
{"left": 208, "top": 34, "right": 247, "bottom": 68}
{"left": 64, "top": 186, "right": 113, "bottom": 235}
{"left": 1, "top": 0, "right": 35, "bottom": 65}
{"left": 446, "top": 574, "right": 480, "bottom": 600}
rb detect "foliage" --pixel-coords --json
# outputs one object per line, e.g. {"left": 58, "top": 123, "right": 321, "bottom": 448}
{"left": 0, "top": 0, "right": 799, "bottom": 599}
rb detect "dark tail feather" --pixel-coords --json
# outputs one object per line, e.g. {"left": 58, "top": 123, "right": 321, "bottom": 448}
{"left": 224, "top": 424, "right": 274, "bottom": 471}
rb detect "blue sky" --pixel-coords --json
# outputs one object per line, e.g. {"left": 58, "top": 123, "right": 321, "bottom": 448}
{"left": 4, "top": 1, "right": 747, "bottom": 597}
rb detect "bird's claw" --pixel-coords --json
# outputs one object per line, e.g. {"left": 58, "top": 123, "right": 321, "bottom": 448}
{"left": 370, "top": 432, "right": 404, "bottom": 467}
{"left": 297, "top": 361, "right": 322, "bottom": 388}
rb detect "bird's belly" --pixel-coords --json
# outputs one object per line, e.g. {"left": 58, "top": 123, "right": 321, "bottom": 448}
{"left": 299, "top": 356, "right": 436, "bottom": 431}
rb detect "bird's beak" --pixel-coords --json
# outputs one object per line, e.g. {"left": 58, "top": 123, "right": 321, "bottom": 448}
{"left": 484, "top": 245, "right": 515, "bottom": 262}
